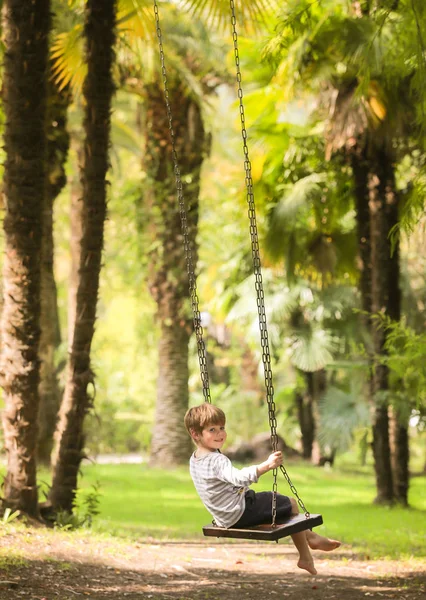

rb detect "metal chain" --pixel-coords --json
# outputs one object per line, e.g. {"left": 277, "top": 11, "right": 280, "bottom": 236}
{"left": 153, "top": 0, "right": 211, "bottom": 403}
{"left": 229, "top": 0, "right": 309, "bottom": 520}
{"left": 153, "top": 0, "right": 309, "bottom": 520}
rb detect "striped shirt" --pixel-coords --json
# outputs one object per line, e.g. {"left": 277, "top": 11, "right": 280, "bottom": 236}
{"left": 189, "top": 450, "right": 258, "bottom": 528}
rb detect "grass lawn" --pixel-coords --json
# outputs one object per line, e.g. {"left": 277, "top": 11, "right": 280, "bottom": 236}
{"left": 67, "top": 461, "right": 426, "bottom": 560}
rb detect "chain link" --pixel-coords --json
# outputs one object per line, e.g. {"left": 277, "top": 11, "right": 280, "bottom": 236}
{"left": 153, "top": 0, "right": 211, "bottom": 403}
{"left": 228, "top": 0, "right": 309, "bottom": 520}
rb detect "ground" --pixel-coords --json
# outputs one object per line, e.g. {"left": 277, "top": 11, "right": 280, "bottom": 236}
{"left": 0, "top": 528, "right": 424, "bottom": 600}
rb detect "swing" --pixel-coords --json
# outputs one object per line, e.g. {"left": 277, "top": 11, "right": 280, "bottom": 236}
{"left": 153, "top": 0, "right": 323, "bottom": 542}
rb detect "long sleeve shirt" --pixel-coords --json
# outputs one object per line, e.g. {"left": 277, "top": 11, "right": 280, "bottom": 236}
{"left": 189, "top": 450, "right": 258, "bottom": 528}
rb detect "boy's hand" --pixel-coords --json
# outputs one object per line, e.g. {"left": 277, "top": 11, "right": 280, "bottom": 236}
{"left": 267, "top": 451, "right": 283, "bottom": 470}
{"left": 256, "top": 451, "right": 283, "bottom": 477}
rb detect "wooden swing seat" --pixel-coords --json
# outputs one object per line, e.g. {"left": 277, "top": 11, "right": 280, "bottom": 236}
{"left": 203, "top": 513, "right": 323, "bottom": 542}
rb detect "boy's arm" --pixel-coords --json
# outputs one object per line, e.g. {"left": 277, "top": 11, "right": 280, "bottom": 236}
{"left": 213, "top": 451, "right": 283, "bottom": 486}
{"left": 213, "top": 453, "right": 258, "bottom": 486}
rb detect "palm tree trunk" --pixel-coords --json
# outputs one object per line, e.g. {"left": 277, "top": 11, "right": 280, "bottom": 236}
{"left": 151, "top": 323, "right": 192, "bottom": 464}
{"left": 296, "top": 370, "right": 326, "bottom": 460}
{"left": 68, "top": 151, "right": 85, "bottom": 347}
{"left": 0, "top": 0, "right": 51, "bottom": 516}
{"left": 368, "top": 146, "right": 395, "bottom": 504}
{"left": 383, "top": 160, "right": 408, "bottom": 505}
{"left": 350, "top": 143, "right": 375, "bottom": 464}
{"left": 37, "top": 78, "right": 71, "bottom": 465}
{"left": 389, "top": 405, "right": 409, "bottom": 504}
{"left": 351, "top": 140, "right": 403, "bottom": 504}
{"left": 296, "top": 389, "right": 315, "bottom": 460}
{"left": 49, "top": 0, "right": 117, "bottom": 512}
{"left": 145, "top": 83, "right": 208, "bottom": 467}
{"left": 351, "top": 144, "right": 372, "bottom": 319}
{"left": 295, "top": 379, "right": 315, "bottom": 460}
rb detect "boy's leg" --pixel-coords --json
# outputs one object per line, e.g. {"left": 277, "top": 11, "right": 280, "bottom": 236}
{"left": 288, "top": 499, "right": 317, "bottom": 575}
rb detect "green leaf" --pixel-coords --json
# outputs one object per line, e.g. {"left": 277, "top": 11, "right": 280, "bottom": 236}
{"left": 51, "top": 26, "right": 86, "bottom": 95}
{"left": 288, "top": 326, "right": 336, "bottom": 372}
{"left": 318, "top": 384, "right": 370, "bottom": 453}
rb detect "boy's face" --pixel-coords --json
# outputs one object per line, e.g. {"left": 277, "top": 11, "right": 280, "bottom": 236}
{"left": 193, "top": 422, "right": 227, "bottom": 452}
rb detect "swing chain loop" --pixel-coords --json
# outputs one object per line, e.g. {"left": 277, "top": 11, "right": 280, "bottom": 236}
{"left": 229, "top": 0, "right": 309, "bottom": 521}
{"left": 153, "top": 0, "right": 211, "bottom": 403}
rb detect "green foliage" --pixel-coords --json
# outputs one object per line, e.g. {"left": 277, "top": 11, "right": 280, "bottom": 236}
{"left": 6, "top": 0, "right": 422, "bottom": 477}
{"left": 289, "top": 325, "right": 336, "bottom": 372}
{"left": 233, "top": 37, "right": 359, "bottom": 285}
{"left": 226, "top": 274, "right": 361, "bottom": 377}
{"left": 394, "top": 153, "right": 426, "bottom": 241}
{"left": 377, "top": 316, "right": 426, "bottom": 419}
{"left": 0, "top": 508, "right": 21, "bottom": 525}
{"left": 0, "top": 550, "right": 28, "bottom": 570}
{"left": 179, "top": 0, "right": 278, "bottom": 32}
{"left": 51, "top": 24, "right": 86, "bottom": 94}
{"left": 319, "top": 381, "right": 371, "bottom": 453}
{"left": 264, "top": 0, "right": 426, "bottom": 149}
{"left": 54, "top": 483, "right": 101, "bottom": 531}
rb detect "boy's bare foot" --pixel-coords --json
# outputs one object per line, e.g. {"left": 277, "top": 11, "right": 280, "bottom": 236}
{"left": 306, "top": 530, "right": 341, "bottom": 551}
{"left": 297, "top": 558, "right": 317, "bottom": 575}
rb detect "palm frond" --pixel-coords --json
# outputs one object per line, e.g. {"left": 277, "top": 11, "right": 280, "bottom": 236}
{"left": 265, "top": 173, "right": 327, "bottom": 266}
{"left": 110, "top": 119, "right": 143, "bottom": 156}
{"left": 393, "top": 164, "right": 426, "bottom": 240}
{"left": 225, "top": 269, "right": 276, "bottom": 324}
{"left": 65, "top": 0, "right": 84, "bottom": 11}
{"left": 276, "top": 173, "right": 327, "bottom": 221}
{"left": 178, "top": 0, "right": 279, "bottom": 33}
{"left": 117, "top": 0, "right": 155, "bottom": 40}
{"left": 318, "top": 383, "right": 370, "bottom": 452}
{"left": 287, "top": 326, "right": 336, "bottom": 372}
{"left": 51, "top": 26, "right": 87, "bottom": 94}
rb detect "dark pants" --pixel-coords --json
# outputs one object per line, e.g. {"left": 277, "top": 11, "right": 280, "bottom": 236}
{"left": 232, "top": 490, "right": 293, "bottom": 528}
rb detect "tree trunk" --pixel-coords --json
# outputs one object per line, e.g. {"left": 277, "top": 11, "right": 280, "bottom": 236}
{"left": 389, "top": 406, "right": 409, "bottom": 505}
{"left": 68, "top": 152, "right": 85, "bottom": 347}
{"left": 351, "top": 144, "right": 376, "bottom": 469}
{"left": 145, "top": 83, "right": 208, "bottom": 467}
{"left": 368, "top": 145, "right": 395, "bottom": 505}
{"left": 49, "top": 0, "right": 117, "bottom": 512}
{"left": 295, "top": 370, "right": 323, "bottom": 460}
{"left": 351, "top": 139, "right": 404, "bottom": 504}
{"left": 351, "top": 144, "right": 372, "bottom": 320}
{"left": 150, "top": 323, "right": 192, "bottom": 464}
{"left": 240, "top": 344, "right": 262, "bottom": 399}
{"left": 37, "top": 77, "right": 71, "bottom": 465}
{"left": 0, "top": 0, "right": 51, "bottom": 516}
{"left": 383, "top": 159, "right": 408, "bottom": 505}
{"left": 296, "top": 388, "right": 315, "bottom": 459}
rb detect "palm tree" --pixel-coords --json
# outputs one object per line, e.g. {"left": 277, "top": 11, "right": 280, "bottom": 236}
{"left": 49, "top": 0, "right": 117, "bottom": 512}
{"left": 261, "top": 0, "right": 424, "bottom": 504}
{"left": 143, "top": 77, "right": 208, "bottom": 465}
{"left": 254, "top": 120, "right": 359, "bottom": 460}
{"left": 141, "top": 7, "right": 221, "bottom": 466}
{"left": 0, "top": 0, "right": 51, "bottom": 516}
{"left": 144, "top": 1, "right": 278, "bottom": 465}
{"left": 37, "top": 73, "right": 71, "bottom": 465}
{"left": 50, "top": 0, "right": 274, "bottom": 468}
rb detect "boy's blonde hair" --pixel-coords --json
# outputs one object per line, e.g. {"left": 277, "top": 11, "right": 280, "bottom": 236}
{"left": 184, "top": 403, "right": 226, "bottom": 436}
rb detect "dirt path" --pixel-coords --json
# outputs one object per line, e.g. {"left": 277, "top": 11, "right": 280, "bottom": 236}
{"left": 0, "top": 527, "right": 424, "bottom": 600}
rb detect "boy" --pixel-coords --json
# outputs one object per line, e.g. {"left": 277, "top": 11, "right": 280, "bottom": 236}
{"left": 184, "top": 402, "right": 341, "bottom": 575}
